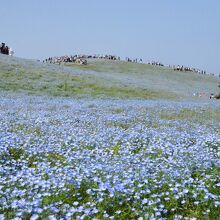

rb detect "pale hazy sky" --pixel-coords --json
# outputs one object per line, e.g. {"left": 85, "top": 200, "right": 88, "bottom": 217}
{"left": 1, "top": 0, "right": 220, "bottom": 74}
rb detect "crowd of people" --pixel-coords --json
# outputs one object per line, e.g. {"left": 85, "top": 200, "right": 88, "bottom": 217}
{"left": 43, "top": 54, "right": 122, "bottom": 65}
{"left": 149, "top": 61, "right": 164, "bottom": 66}
{"left": 148, "top": 61, "right": 209, "bottom": 76}
{"left": 126, "top": 57, "right": 143, "bottom": 63}
{"left": 79, "top": 54, "right": 120, "bottom": 60}
{"left": 43, "top": 55, "right": 87, "bottom": 65}
{"left": 44, "top": 54, "right": 147, "bottom": 65}
{"left": 43, "top": 53, "right": 216, "bottom": 77}
{"left": 172, "top": 65, "right": 207, "bottom": 75}
{"left": 0, "top": 42, "right": 14, "bottom": 56}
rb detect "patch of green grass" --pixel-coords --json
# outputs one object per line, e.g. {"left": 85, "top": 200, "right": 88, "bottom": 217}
{"left": 159, "top": 108, "right": 220, "bottom": 122}
{"left": 102, "top": 85, "right": 166, "bottom": 99}
{"left": 112, "top": 108, "right": 124, "bottom": 114}
{"left": 107, "top": 121, "right": 130, "bottom": 130}
{"left": 46, "top": 152, "right": 68, "bottom": 167}
{"left": 112, "top": 145, "right": 121, "bottom": 155}
{"left": 65, "top": 60, "right": 159, "bottom": 75}
{"left": 41, "top": 180, "right": 96, "bottom": 208}
{"left": 2, "top": 147, "right": 24, "bottom": 162}
{"left": 7, "top": 123, "right": 43, "bottom": 136}
{"left": 0, "top": 147, "right": 25, "bottom": 163}
{"left": 8, "top": 147, "right": 25, "bottom": 160}
{"left": 26, "top": 155, "right": 39, "bottom": 168}
{"left": 0, "top": 209, "right": 16, "bottom": 220}
{"left": 63, "top": 105, "right": 70, "bottom": 109}
{"left": 149, "top": 149, "right": 163, "bottom": 160}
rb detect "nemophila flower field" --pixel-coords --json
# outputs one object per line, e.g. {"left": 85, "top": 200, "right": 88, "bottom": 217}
{"left": 0, "top": 94, "right": 219, "bottom": 220}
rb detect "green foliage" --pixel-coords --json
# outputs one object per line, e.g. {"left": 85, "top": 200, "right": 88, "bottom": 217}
{"left": 46, "top": 152, "right": 67, "bottom": 167}
{"left": 27, "top": 155, "right": 40, "bottom": 168}
{"left": 112, "top": 108, "right": 124, "bottom": 114}
{"left": 107, "top": 121, "right": 130, "bottom": 130}
{"left": 7, "top": 123, "right": 43, "bottom": 136}
{"left": 8, "top": 147, "right": 25, "bottom": 160}
{"left": 215, "top": 93, "right": 220, "bottom": 99}
{"left": 159, "top": 108, "right": 220, "bottom": 122}
{"left": 0, "top": 147, "right": 25, "bottom": 164}
{"left": 112, "top": 145, "right": 120, "bottom": 155}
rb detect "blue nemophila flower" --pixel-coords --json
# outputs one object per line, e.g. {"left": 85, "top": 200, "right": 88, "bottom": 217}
{"left": 30, "top": 214, "right": 39, "bottom": 220}
{"left": 103, "top": 213, "right": 109, "bottom": 218}
{"left": 142, "top": 198, "right": 148, "bottom": 205}
{"left": 48, "top": 215, "right": 57, "bottom": 220}
{"left": 73, "top": 201, "right": 79, "bottom": 206}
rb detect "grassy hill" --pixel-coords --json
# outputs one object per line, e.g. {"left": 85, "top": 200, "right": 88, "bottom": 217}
{"left": 0, "top": 54, "right": 219, "bottom": 100}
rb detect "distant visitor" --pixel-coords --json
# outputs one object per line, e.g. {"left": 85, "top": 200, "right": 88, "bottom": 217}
{"left": 0, "top": 42, "right": 14, "bottom": 56}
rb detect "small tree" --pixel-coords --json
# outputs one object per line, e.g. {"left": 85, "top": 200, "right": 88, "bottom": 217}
{"left": 215, "top": 83, "right": 220, "bottom": 99}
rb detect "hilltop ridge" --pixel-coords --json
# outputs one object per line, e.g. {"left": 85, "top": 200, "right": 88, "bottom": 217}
{"left": 0, "top": 54, "right": 219, "bottom": 100}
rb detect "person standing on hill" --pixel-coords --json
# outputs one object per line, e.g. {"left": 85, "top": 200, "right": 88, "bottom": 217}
{"left": 0, "top": 43, "right": 9, "bottom": 55}
{"left": 5, "top": 46, "right": 9, "bottom": 55}
{"left": 0, "top": 43, "right": 5, "bottom": 54}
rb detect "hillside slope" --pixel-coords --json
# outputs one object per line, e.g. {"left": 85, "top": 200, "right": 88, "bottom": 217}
{"left": 0, "top": 54, "right": 219, "bottom": 100}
